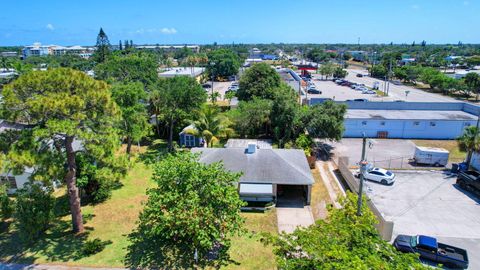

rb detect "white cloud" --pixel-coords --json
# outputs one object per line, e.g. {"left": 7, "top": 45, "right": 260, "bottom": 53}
{"left": 160, "top": 27, "right": 177, "bottom": 34}
{"left": 46, "top": 23, "right": 54, "bottom": 30}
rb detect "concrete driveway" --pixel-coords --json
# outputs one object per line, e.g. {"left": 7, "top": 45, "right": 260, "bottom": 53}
{"left": 366, "top": 170, "right": 480, "bottom": 269}
{"left": 276, "top": 188, "right": 314, "bottom": 233}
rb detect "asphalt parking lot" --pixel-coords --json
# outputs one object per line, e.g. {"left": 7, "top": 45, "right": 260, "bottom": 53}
{"left": 307, "top": 78, "right": 385, "bottom": 101}
{"left": 328, "top": 138, "right": 417, "bottom": 169}
{"left": 365, "top": 171, "right": 480, "bottom": 269}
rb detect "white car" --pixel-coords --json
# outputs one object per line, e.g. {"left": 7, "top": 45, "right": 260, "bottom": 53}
{"left": 355, "top": 86, "right": 368, "bottom": 91}
{"left": 362, "top": 167, "right": 395, "bottom": 185}
{"left": 362, "top": 89, "right": 376, "bottom": 94}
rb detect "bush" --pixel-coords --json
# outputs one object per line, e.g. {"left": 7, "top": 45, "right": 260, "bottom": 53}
{"left": 82, "top": 238, "right": 108, "bottom": 255}
{"left": 0, "top": 184, "right": 13, "bottom": 220}
{"left": 15, "top": 184, "right": 54, "bottom": 243}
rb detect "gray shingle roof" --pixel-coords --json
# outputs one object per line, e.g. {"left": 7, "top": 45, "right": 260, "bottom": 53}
{"left": 191, "top": 148, "right": 314, "bottom": 185}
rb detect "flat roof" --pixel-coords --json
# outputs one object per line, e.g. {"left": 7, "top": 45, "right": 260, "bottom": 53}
{"left": 159, "top": 67, "right": 205, "bottom": 77}
{"left": 346, "top": 109, "right": 477, "bottom": 121}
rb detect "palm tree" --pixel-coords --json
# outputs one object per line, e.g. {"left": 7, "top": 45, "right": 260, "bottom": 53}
{"left": 457, "top": 126, "right": 480, "bottom": 168}
{"left": 187, "top": 105, "right": 233, "bottom": 147}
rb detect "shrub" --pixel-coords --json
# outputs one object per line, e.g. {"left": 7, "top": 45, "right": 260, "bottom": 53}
{"left": 0, "top": 184, "right": 13, "bottom": 220}
{"left": 82, "top": 238, "right": 108, "bottom": 255}
{"left": 15, "top": 184, "right": 54, "bottom": 243}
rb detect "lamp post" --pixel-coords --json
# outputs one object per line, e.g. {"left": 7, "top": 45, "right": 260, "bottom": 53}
{"left": 357, "top": 134, "right": 371, "bottom": 216}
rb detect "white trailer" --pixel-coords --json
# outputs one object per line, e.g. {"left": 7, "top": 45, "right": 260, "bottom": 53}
{"left": 413, "top": 146, "right": 449, "bottom": 166}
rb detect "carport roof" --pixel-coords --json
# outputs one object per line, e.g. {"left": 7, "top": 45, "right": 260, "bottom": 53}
{"left": 191, "top": 148, "right": 314, "bottom": 185}
{"left": 346, "top": 109, "right": 477, "bottom": 121}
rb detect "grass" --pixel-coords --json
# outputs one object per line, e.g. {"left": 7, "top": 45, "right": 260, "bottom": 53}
{"left": 411, "top": 139, "right": 467, "bottom": 163}
{"left": 375, "top": 90, "right": 387, "bottom": 96}
{"left": 310, "top": 168, "right": 331, "bottom": 220}
{"left": 0, "top": 146, "right": 278, "bottom": 268}
{"left": 224, "top": 210, "right": 277, "bottom": 270}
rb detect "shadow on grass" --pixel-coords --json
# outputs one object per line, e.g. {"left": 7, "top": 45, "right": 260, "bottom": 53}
{"left": 0, "top": 216, "right": 112, "bottom": 264}
{"left": 138, "top": 139, "right": 169, "bottom": 165}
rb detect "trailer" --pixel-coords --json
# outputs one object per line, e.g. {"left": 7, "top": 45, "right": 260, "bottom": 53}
{"left": 413, "top": 146, "right": 449, "bottom": 166}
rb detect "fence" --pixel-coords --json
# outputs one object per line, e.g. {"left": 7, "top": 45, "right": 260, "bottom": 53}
{"left": 337, "top": 156, "right": 394, "bottom": 241}
{"left": 367, "top": 156, "right": 464, "bottom": 170}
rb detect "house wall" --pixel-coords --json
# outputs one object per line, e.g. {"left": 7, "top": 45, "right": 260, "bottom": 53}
{"left": 179, "top": 133, "right": 201, "bottom": 147}
{"left": 344, "top": 119, "right": 475, "bottom": 139}
{"left": 0, "top": 172, "right": 31, "bottom": 194}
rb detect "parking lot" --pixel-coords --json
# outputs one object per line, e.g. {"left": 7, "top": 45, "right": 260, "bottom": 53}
{"left": 307, "top": 69, "right": 458, "bottom": 103}
{"left": 328, "top": 138, "right": 417, "bottom": 169}
{"left": 365, "top": 171, "right": 480, "bottom": 269}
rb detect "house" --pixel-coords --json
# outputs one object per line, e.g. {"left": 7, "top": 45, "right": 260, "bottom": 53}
{"left": 191, "top": 142, "right": 314, "bottom": 205}
{"left": 179, "top": 124, "right": 204, "bottom": 148}
{"left": 22, "top": 43, "right": 50, "bottom": 58}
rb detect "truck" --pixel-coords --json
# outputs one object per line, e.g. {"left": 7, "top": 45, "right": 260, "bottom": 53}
{"left": 394, "top": 235, "right": 469, "bottom": 269}
{"left": 413, "top": 146, "right": 449, "bottom": 167}
{"left": 457, "top": 170, "right": 480, "bottom": 197}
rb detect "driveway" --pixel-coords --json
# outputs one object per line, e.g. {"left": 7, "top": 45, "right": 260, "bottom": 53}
{"left": 366, "top": 170, "right": 480, "bottom": 269}
{"left": 276, "top": 187, "right": 314, "bottom": 233}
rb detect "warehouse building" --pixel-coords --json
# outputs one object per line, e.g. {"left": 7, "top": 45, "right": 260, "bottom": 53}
{"left": 309, "top": 100, "right": 479, "bottom": 139}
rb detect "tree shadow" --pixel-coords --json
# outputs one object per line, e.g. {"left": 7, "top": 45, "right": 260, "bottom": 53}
{"left": 138, "top": 140, "right": 169, "bottom": 165}
{"left": 0, "top": 216, "right": 112, "bottom": 264}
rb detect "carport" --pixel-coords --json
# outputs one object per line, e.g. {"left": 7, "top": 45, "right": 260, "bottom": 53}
{"left": 276, "top": 184, "right": 311, "bottom": 206}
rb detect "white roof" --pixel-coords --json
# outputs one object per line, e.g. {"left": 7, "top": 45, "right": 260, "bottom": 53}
{"left": 159, "top": 67, "right": 205, "bottom": 77}
{"left": 239, "top": 183, "right": 273, "bottom": 196}
{"left": 415, "top": 146, "right": 449, "bottom": 153}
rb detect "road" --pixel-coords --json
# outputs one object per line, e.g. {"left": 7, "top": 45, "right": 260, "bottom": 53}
{"left": 345, "top": 69, "right": 457, "bottom": 102}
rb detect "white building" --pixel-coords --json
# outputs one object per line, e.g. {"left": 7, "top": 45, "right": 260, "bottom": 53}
{"left": 23, "top": 43, "right": 93, "bottom": 58}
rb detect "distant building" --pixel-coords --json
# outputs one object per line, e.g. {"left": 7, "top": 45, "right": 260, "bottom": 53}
{"left": 22, "top": 43, "right": 93, "bottom": 58}
{"left": 348, "top": 50, "right": 367, "bottom": 61}
{"left": 158, "top": 67, "right": 205, "bottom": 81}
{"left": 249, "top": 47, "right": 262, "bottom": 59}
{"left": 400, "top": 58, "right": 416, "bottom": 65}
{"left": 179, "top": 124, "right": 204, "bottom": 148}
{"left": 136, "top": 45, "right": 200, "bottom": 53}
{"left": 0, "top": 51, "right": 18, "bottom": 57}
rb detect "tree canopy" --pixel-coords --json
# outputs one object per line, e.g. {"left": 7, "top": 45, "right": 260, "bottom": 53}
{"left": 126, "top": 152, "right": 245, "bottom": 269}
{"left": 238, "top": 62, "right": 282, "bottom": 101}
{"left": 264, "top": 192, "right": 428, "bottom": 270}
{"left": 2, "top": 68, "right": 120, "bottom": 233}
{"left": 206, "top": 49, "right": 241, "bottom": 79}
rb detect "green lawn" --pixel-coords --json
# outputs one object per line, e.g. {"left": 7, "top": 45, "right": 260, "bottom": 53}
{"left": 0, "top": 149, "right": 278, "bottom": 268}
{"left": 412, "top": 139, "right": 467, "bottom": 163}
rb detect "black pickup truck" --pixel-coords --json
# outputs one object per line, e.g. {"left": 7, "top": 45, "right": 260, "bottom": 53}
{"left": 457, "top": 170, "right": 480, "bottom": 197}
{"left": 394, "top": 235, "right": 469, "bottom": 269}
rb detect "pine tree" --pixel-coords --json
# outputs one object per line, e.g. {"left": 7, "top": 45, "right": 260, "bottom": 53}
{"left": 94, "top": 27, "right": 111, "bottom": 63}
{"left": 129, "top": 40, "right": 134, "bottom": 48}
{"left": 119, "top": 40, "right": 123, "bottom": 50}
{"left": 124, "top": 40, "right": 129, "bottom": 49}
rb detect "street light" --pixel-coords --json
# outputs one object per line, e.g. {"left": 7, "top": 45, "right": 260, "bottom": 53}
{"left": 357, "top": 134, "right": 373, "bottom": 216}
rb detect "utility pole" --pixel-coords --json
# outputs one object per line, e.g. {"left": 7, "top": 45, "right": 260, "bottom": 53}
{"left": 357, "top": 135, "right": 368, "bottom": 216}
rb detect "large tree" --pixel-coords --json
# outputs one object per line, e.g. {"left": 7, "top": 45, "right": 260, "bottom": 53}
{"left": 464, "top": 72, "right": 480, "bottom": 101}
{"left": 238, "top": 62, "right": 282, "bottom": 101}
{"left": 306, "top": 101, "right": 347, "bottom": 141}
{"left": 111, "top": 82, "right": 150, "bottom": 156}
{"left": 2, "top": 68, "right": 120, "bottom": 233}
{"left": 126, "top": 152, "right": 245, "bottom": 269}
{"left": 151, "top": 76, "right": 207, "bottom": 151}
{"left": 457, "top": 126, "right": 480, "bottom": 168}
{"left": 206, "top": 48, "right": 241, "bottom": 80}
{"left": 94, "top": 52, "right": 158, "bottom": 87}
{"left": 264, "top": 192, "right": 428, "bottom": 269}
{"left": 94, "top": 27, "right": 111, "bottom": 63}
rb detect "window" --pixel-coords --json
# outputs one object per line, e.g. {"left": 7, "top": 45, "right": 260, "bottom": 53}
{"left": 0, "top": 176, "right": 16, "bottom": 189}
{"left": 185, "top": 135, "right": 195, "bottom": 147}
{"left": 430, "top": 122, "right": 436, "bottom": 127}
{"left": 380, "top": 121, "right": 386, "bottom": 126}
{"left": 413, "top": 121, "right": 420, "bottom": 126}
{"left": 465, "top": 122, "right": 471, "bottom": 127}
{"left": 362, "top": 121, "right": 367, "bottom": 126}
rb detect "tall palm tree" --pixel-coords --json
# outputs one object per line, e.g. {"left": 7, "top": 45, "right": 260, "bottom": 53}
{"left": 457, "top": 126, "right": 480, "bottom": 168}
{"left": 187, "top": 105, "right": 233, "bottom": 147}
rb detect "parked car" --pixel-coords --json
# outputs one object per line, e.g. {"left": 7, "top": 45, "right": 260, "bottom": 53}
{"left": 202, "top": 83, "right": 212, "bottom": 89}
{"left": 362, "top": 89, "right": 376, "bottom": 94}
{"left": 391, "top": 80, "right": 402, "bottom": 85}
{"left": 353, "top": 98, "right": 368, "bottom": 102}
{"left": 307, "top": 88, "right": 322, "bottom": 94}
{"left": 335, "top": 79, "right": 345, "bottom": 84}
{"left": 361, "top": 167, "right": 395, "bottom": 185}
{"left": 356, "top": 73, "right": 364, "bottom": 77}
{"left": 228, "top": 85, "right": 239, "bottom": 91}
{"left": 355, "top": 86, "right": 368, "bottom": 91}
{"left": 340, "top": 81, "right": 352, "bottom": 87}
{"left": 456, "top": 170, "right": 480, "bottom": 198}
{"left": 394, "top": 235, "right": 469, "bottom": 269}
{"left": 228, "top": 75, "right": 236, "bottom": 81}
{"left": 413, "top": 146, "right": 449, "bottom": 166}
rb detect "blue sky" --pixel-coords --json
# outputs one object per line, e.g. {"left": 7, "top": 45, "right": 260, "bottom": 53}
{"left": 0, "top": 0, "right": 478, "bottom": 46}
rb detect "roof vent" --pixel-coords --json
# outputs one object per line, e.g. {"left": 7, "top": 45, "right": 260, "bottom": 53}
{"left": 247, "top": 143, "right": 257, "bottom": 154}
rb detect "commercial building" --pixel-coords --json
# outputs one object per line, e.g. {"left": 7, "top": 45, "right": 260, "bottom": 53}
{"left": 158, "top": 67, "right": 205, "bottom": 81}
{"left": 309, "top": 100, "right": 479, "bottom": 139}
